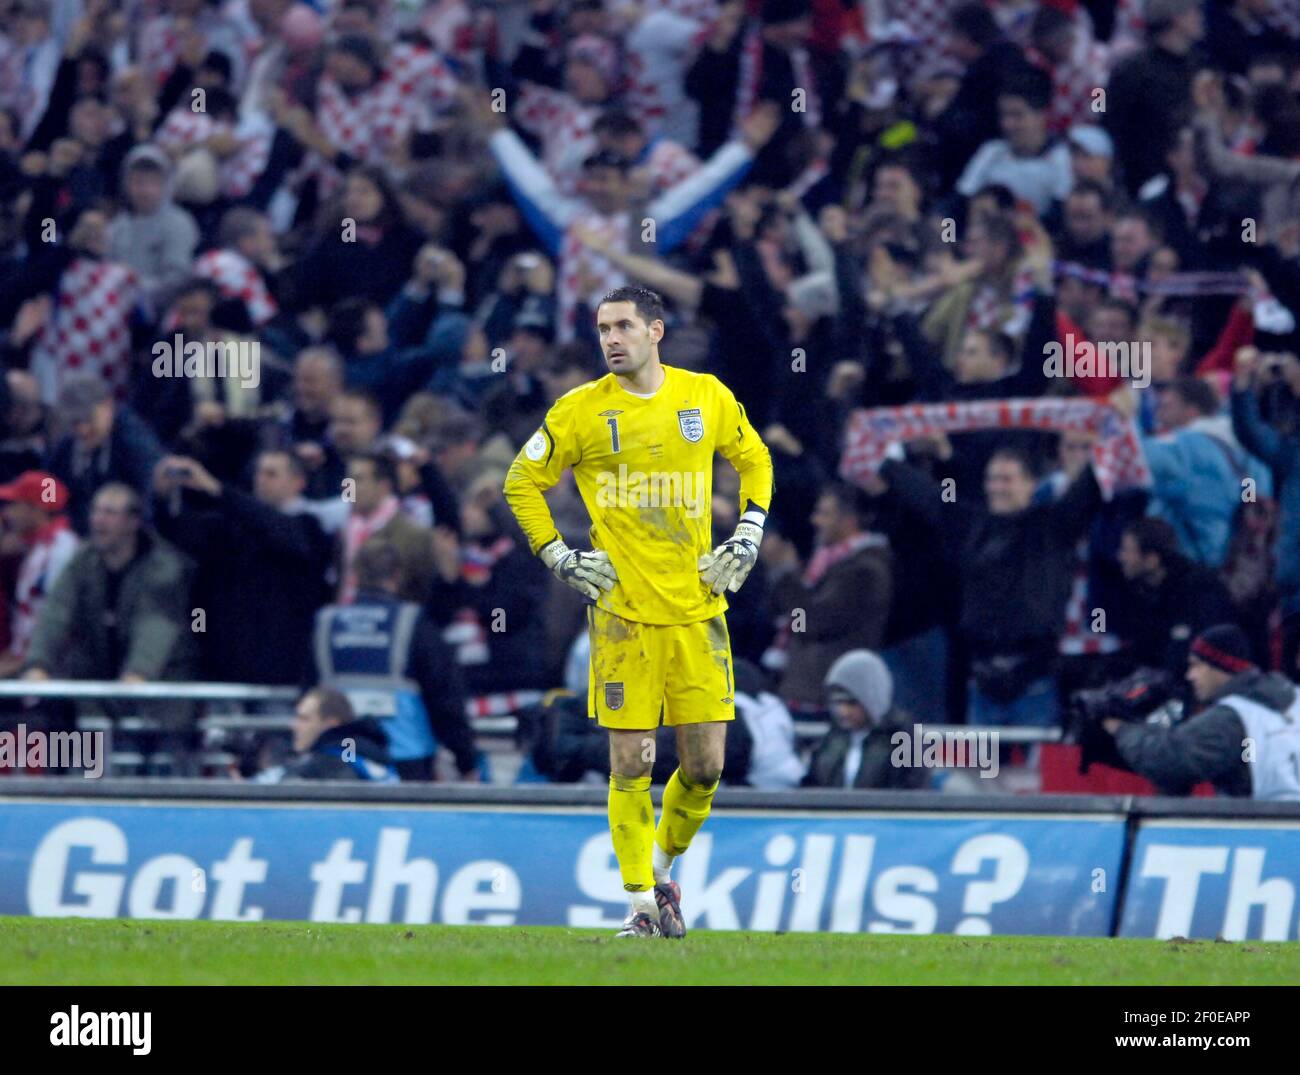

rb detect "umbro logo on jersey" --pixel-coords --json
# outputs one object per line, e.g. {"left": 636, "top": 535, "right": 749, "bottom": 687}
{"left": 598, "top": 409, "right": 624, "bottom": 417}
{"left": 677, "top": 408, "right": 704, "bottom": 442}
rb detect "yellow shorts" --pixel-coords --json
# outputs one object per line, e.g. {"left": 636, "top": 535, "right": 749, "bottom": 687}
{"left": 587, "top": 606, "right": 736, "bottom": 729}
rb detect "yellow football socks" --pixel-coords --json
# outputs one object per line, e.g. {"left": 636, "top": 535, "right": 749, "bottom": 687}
{"left": 608, "top": 773, "right": 656, "bottom": 893}
{"left": 655, "top": 768, "right": 719, "bottom": 858}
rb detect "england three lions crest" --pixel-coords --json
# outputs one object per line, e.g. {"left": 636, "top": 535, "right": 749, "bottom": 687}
{"left": 677, "top": 408, "right": 704, "bottom": 443}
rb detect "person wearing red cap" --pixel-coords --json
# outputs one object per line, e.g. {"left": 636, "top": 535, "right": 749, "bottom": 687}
{"left": 1099, "top": 624, "right": 1300, "bottom": 800}
{"left": 0, "top": 471, "right": 78, "bottom": 678}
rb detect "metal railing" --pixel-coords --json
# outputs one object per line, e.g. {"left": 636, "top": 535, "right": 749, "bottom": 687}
{"left": 0, "top": 679, "right": 1062, "bottom": 779}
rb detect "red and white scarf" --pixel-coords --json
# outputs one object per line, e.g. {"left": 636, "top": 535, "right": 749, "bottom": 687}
{"left": 339, "top": 494, "right": 401, "bottom": 604}
{"left": 194, "top": 248, "right": 278, "bottom": 326}
{"left": 460, "top": 534, "right": 515, "bottom": 585}
{"left": 840, "top": 398, "right": 1152, "bottom": 498}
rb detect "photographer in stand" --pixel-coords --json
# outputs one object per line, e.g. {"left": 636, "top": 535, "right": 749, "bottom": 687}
{"left": 1093, "top": 625, "right": 1300, "bottom": 800}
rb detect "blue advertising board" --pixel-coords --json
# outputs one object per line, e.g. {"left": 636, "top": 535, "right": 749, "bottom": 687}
{"left": 1120, "top": 819, "right": 1300, "bottom": 941}
{"left": 0, "top": 800, "right": 1124, "bottom": 935}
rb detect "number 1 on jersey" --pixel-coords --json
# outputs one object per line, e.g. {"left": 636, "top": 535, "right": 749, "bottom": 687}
{"left": 607, "top": 416, "right": 621, "bottom": 454}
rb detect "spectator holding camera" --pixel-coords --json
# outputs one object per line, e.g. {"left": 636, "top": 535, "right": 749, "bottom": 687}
{"left": 1104, "top": 624, "right": 1300, "bottom": 800}
{"left": 151, "top": 450, "right": 331, "bottom": 684}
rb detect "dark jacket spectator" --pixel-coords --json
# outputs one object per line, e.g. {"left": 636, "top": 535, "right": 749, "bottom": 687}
{"left": 881, "top": 452, "right": 1101, "bottom": 664}
{"left": 47, "top": 378, "right": 164, "bottom": 535}
{"left": 1104, "top": 3, "right": 1206, "bottom": 195}
{"left": 427, "top": 491, "right": 551, "bottom": 693}
{"left": 151, "top": 451, "right": 332, "bottom": 684}
{"left": 1114, "top": 517, "right": 1239, "bottom": 676}
{"left": 768, "top": 482, "right": 893, "bottom": 708}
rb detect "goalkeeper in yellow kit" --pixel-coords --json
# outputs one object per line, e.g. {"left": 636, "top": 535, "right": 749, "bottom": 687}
{"left": 503, "top": 285, "right": 773, "bottom": 938}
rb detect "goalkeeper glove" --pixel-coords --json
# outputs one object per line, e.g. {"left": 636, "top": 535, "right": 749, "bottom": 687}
{"left": 698, "top": 511, "right": 765, "bottom": 595}
{"left": 539, "top": 538, "right": 618, "bottom": 600}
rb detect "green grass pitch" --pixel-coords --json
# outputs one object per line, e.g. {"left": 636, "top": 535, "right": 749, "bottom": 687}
{"left": 1, "top": 917, "right": 1297, "bottom": 984}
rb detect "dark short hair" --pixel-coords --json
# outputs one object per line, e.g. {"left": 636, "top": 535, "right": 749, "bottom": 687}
{"left": 1166, "top": 376, "right": 1221, "bottom": 416}
{"left": 1094, "top": 296, "right": 1139, "bottom": 328}
{"left": 1123, "top": 516, "right": 1181, "bottom": 562}
{"left": 218, "top": 206, "right": 267, "bottom": 249}
{"left": 969, "top": 210, "right": 1020, "bottom": 253}
{"left": 200, "top": 50, "right": 234, "bottom": 85}
{"left": 1069, "top": 179, "right": 1116, "bottom": 212}
{"left": 593, "top": 107, "right": 643, "bottom": 140}
{"left": 258, "top": 447, "right": 307, "bottom": 481}
{"left": 94, "top": 481, "right": 143, "bottom": 517}
{"left": 823, "top": 480, "right": 877, "bottom": 528}
{"left": 354, "top": 538, "right": 402, "bottom": 590}
{"left": 582, "top": 149, "right": 632, "bottom": 173}
{"left": 598, "top": 285, "right": 665, "bottom": 327}
{"left": 971, "top": 184, "right": 1018, "bottom": 213}
{"left": 327, "top": 296, "right": 379, "bottom": 353}
{"left": 548, "top": 341, "right": 602, "bottom": 377}
{"left": 1116, "top": 208, "right": 1163, "bottom": 242}
{"left": 336, "top": 388, "right": 382, "bottom": 421}
{"left": 350, "top": 451, "right": 397, "bottom": 489}
{"left": 951, "top": 2, "right": 1000, "bottom": 46}
{"left": 174, "top": 276, "right": 221, "bottom": 304}
{"left": 988, "top": 446, "right": 1037, "bottom": 479}
{"left": 1029, "top": 4, "right": 1073, "bottom": 44}
{"left": 302, "top": 686, "right": 354, "bottom": 725}
{"left": 999, "top": 66, "right": 1053, "bottom": 112}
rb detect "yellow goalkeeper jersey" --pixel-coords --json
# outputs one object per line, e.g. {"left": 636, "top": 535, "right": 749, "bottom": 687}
{"left": 503, "top": 364, "right": 773, "bottom": 626}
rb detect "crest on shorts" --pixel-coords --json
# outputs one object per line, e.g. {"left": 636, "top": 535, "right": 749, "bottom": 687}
{"left": 605, "top": 681, "right": 624, "bottom": 711}
{"left": 677, "top": 408, "right": 704, "bottom": 443}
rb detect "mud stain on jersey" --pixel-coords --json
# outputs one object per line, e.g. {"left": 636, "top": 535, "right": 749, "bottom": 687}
{"left": 640, "top": 505, "right": 694, "bottom": 546}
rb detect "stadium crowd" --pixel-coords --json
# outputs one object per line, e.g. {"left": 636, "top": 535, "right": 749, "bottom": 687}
{"left": 2, "top": 0, "right": 1300, "bottom": 792}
